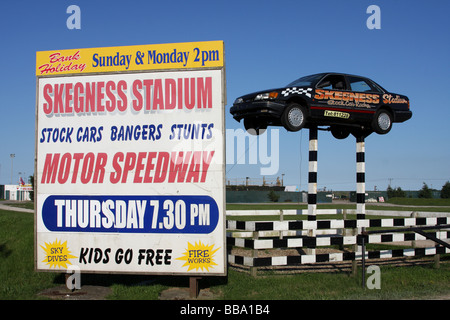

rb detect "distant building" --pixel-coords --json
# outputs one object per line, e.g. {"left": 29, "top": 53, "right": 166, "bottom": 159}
{"left": 1, "top": 184, "right": 32, "bottom": 201}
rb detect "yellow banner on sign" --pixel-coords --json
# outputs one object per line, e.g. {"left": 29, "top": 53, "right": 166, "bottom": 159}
{"left": 36, "top": 41, "right": 224, "bottom": 76}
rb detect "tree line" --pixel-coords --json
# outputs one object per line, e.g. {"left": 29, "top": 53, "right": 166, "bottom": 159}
{"left": 387, "top": 181, "right": 450, "bottom": 199}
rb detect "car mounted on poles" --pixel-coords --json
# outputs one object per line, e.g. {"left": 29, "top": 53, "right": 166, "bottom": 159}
{"left": 229, "top": 72, "right": 412, "bottom": 138}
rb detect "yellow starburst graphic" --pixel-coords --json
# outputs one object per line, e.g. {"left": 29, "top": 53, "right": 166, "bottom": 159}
{"left": 176, "top": 241, "right": 220, "bottom": 272}
{"left": 40, "top": 239, "right": 77, "bottom": 269}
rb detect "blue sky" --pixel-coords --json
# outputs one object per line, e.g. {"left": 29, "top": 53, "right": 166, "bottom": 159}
{"left": 0, "top": 0, "right": 449, "bottom": 191}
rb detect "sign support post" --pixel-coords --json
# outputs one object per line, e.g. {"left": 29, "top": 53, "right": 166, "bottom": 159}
{"left": 356, "top": 135, "right": 366, "bottom": 220}
{"left": 189, "top": 276, "right": 201, "bottom": 298}
{"left": 307, "top": 127, "right": 318, "bottom": 255}
{"left": 307, "top": 127, "right": 318, "bottom": 221}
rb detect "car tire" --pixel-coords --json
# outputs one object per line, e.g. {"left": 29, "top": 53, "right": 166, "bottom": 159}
{"left": 372, "top": 110, "right": 392, "bottom": 134}
{"left": 331, "top": 126, "right": 350, "bottom": 139}
{"left": 281, "top": 103, "right": 307, "bottom": 132}
{"left": 244, "top": 118, "right": 267, "bottom": 135}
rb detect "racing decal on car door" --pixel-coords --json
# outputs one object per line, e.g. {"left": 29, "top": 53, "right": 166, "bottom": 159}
{"left": 314, "top": 89, "right": 379, "bottom": 108}
{"left": 382, "top": 94, "right": 408, "bottom": 104}
{"left": 281, "top": 87, "right": 313, "bottom": 98}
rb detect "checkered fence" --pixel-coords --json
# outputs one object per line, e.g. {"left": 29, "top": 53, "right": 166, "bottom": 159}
{"left": 226, "top": 210, "right": 450, "bottom": 269}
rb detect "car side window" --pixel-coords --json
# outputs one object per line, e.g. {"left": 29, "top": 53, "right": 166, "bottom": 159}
{"left": 348, "top": 76, "right": 380, "bottom": 93}
{"left": 316, "top": 75, "right": 347, "bottom": 90}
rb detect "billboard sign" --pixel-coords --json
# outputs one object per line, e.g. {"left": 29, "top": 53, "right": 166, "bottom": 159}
{"left": 35, "top": 41, "right": 226, "bottom": 275}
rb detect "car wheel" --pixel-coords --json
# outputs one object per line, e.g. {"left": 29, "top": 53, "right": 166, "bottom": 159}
{"left": 281, "top": 103, "right": 307, "bottom": 132}
{"left": 331, "top": 126, "right": 350, "bottom": 139}
{"left": 372, "top": 110, "right": 392, "bottom": 134}
{"left": 244, "top": 118, "right": 267, "bottom": 135}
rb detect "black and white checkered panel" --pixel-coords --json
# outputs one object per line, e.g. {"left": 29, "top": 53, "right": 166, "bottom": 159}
{"left": 281, "top": 87, "right": 313, "bottom": 98}
{"left": 228, "top": 246, "right": 450, "bottom": 267}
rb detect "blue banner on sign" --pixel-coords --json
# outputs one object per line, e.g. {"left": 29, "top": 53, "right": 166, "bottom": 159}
{"left": 41, "top": 195, "right": 219, "bottom": 234}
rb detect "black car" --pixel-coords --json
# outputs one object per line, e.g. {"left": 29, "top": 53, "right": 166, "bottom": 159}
{"left": 230, "top": 73, "right": 412, "bottom": 138}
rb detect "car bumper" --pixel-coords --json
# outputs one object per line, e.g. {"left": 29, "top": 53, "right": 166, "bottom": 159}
{"left": 394, "top": 110, "right": 412, "bottom": 123}
{"left": 230, "top": 101, "right": 285, "bottom": 121}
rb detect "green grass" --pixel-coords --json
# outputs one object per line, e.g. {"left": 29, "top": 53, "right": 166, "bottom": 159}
{"left": 1, "top": 206, "right": 449, "bottom": 300}
{"left": 214, "top": 264, "right": 450, "bottom": 300}
{"left": 387, "top": 197, "right": 450, "bottom": 206}
{"left": 227, "top": 200, "right": 450, "bottom": 213}
{"left": 0, "top": 210, "right": 58, "bottom": 299}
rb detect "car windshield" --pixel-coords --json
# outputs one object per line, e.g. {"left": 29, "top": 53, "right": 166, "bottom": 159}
{"left": 286, "top": 74, "right": 324, "bottom": 87}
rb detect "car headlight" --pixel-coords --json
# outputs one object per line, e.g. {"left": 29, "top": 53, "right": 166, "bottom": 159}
{"left": 234, "top": 97, "right": 243, "bottom": 104}
{"left": 254, "top": 91, "right": 278, "bottom": 101}
{"left": 255, "top": 93, "right": 269, "bottom": 101}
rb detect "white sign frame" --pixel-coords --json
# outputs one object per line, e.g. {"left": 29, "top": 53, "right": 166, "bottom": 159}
{"left": 35, "top": 43, "right": 226, "bottom": 276}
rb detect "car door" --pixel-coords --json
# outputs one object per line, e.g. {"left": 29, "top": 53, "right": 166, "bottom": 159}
{"left": 345, "top": 76, "right": 381, "bottom": 123}
{"left": 311, "top": 74, "right": 352, "bottom": 123}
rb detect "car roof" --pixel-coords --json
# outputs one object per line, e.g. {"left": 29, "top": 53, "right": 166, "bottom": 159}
{"left": 314, "top": 72, "right": 368, "bottom": 79}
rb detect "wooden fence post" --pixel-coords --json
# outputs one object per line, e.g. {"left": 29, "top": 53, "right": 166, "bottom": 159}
{"left": 251, "top": 231, "right": 259, "bottom": 277}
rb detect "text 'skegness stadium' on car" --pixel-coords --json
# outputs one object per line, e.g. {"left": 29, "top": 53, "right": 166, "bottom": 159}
{"left": 230, "top": 73, "right": 412, "bottom": 138}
